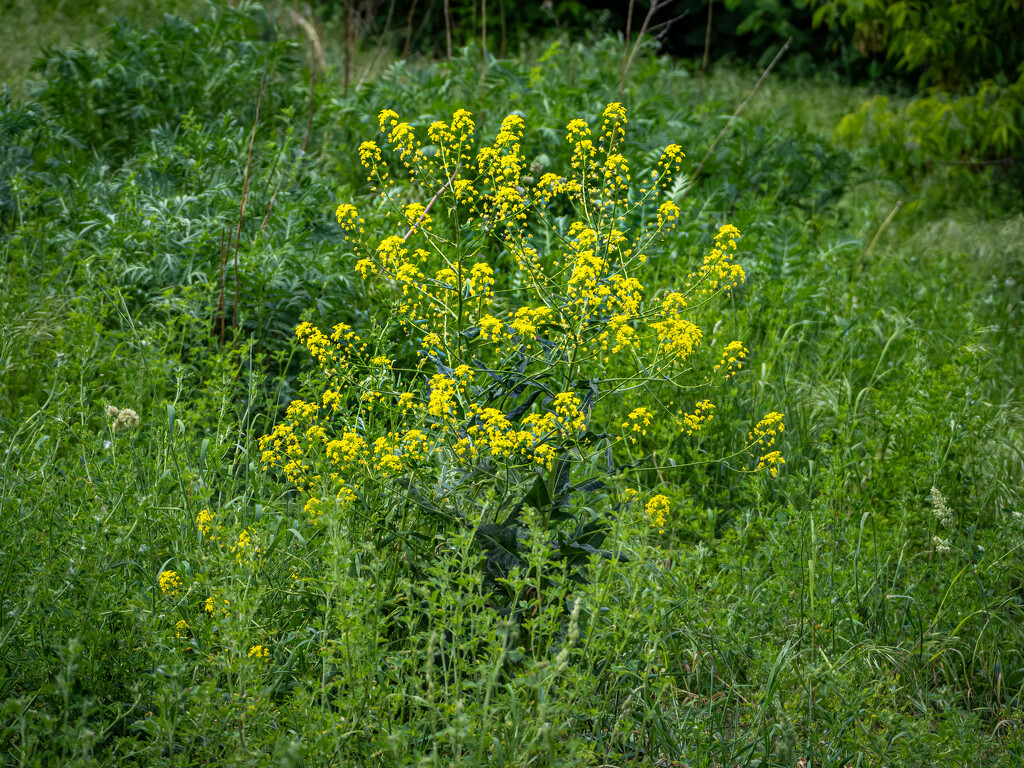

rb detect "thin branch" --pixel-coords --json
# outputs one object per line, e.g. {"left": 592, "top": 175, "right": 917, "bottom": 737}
{"left": 403, "top": 160, "right": 462, "bottom": 241}
{"left": 401, "top": 0, "right": 418, "bottom": 58}
{"left": 698, "top": 0, "right": 713, "bottom": 104}
{"left": 231, "top": 72, "right": 267, "bottom": 347}
{"left": 302, "top": 68, "right": 315, "bottom": 153}
{"left": 444, "top": 0, "right": 452, "bottom": 59}
{"left": 357, "top": 0, "right": 398, "bottom": 90}
{"left": 865, "top": 200, "right": 902, "bottom": 259}
{"left": 480, "top": 0, "right": 487, "bottom": 94}
{"left": 683, "top": 37, "right": 791, "bottom": 199}
{"left": 618, "top": 0, "right": 636, "bottom": 100}
{"left": 344, "top": 0, "right": 353, "bottom": 95}
{"left": 618, "top": 0, "right": 670, "bottom": 102}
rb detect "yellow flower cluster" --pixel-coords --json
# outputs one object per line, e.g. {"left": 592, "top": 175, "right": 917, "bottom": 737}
{"left": 652, "top": 293, "right": 703, "bottom": 364}
{"left": 159, "top": 570, "right": 182, "bottom": 596}
{"left": 252, "top": 102, "right": 783, "bottom": 555}
{"left": 248, "top": 645, "right": 269, "bottom": 661}
{"left": 231, "top": 528, "right": 260, "bottom": 566}
{"left": 713, "top": 341, "right": 748, "bottom": 378}
{"left": 622, "top": 407, "right": 653, "bottom": 445}
{"left": 645, "top": 495, "right": 670, "bottom": 534}
{"left": 196, "top": 508, "right": 214, "bottom": 539}
{"left": 688, "top": 224, "right": 745, "bottom": 298}
{"left": 749, "top": 411, "right": 786, "bottom": 477}
{"left": 677, "top": 400, "right": 715, "bottom": 435}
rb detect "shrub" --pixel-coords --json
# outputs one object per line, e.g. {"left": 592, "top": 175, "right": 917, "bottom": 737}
{"left": 259, "top": 103, "right": 784, "bottom": 600}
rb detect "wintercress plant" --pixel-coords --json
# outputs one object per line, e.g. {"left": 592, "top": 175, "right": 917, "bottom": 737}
{"left": 259, "top": 102, "right": 784, "bottom": 587}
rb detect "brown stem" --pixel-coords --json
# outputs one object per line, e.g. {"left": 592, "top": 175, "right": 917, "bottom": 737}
{"left": 217, "top": 228, "right": 226, "bottom": 347}
{"left": 618, "top": 0, "right": 635, "bottom": 97}
{"left": 480, "top": 0, "right": 487, "bottom": 94}
{"left": 402, "top": 0, "right": 418, "bottom": 58}
{"left": 357, "top": 0, "right": 397, "bottom": 90}
{"left": 684, "top": 37, "right": 791, "bottom": 199}
{"left": 344, "top": 0, "right": 352, "bottom": 96}
{"left": 444, "top": 0, "right": 452, "bottom": 59}
{"left": 864, "top": 200, "right": 902, "bottom": 260}
{"left": 618, "top": 0, "right": 667, "bottom": 102}
{"left": 499, "top": 0, "right": 506, "bottom": 58}
{"left": 301, "top": 68, "right": 315, "bottom": 153}
{"left": 698, "top": 0, "right": 713, "bottom": 105}
{"left": 232, "top": 73, "right": 267, "bottom": 348}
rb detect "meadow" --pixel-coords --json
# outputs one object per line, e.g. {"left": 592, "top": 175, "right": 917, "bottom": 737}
{"left": 1, "top": 2, "right": 1023, "bottom": 766}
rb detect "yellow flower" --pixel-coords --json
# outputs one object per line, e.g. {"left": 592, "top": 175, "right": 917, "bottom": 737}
{"left": 552, "top": 392, "right": 586, "bottom": 436}
{"left": 404, "top": 202, "right": 430, "bottom": 231}
{"left": 427, "top": 374, "right": 458, "bottom": 421}
{"left": 248, "top": 645, "right": 270, "bottom": 661}
{"left": 645, "top": 495, "right": 670, "bottom": 533}
{"left": 622, "top": 407, "right": 653, "bottom": 444}
{"left": 159, "top": 570, "right": 182, "bottom": 596}
{"left": 678, "top": 400, "right": 715, "bottom": 435}
{"left": 656, "top": 200, "right": 681, "bottom": 230}
{"left": 175, "top": 620, "right": 190, "bottom": 639}
{"left": 196, "top": 508, "right": 214, "bottom": 538}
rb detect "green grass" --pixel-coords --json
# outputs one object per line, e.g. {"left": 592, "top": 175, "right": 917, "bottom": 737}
{"left": 1, "top": 3, "right": 1022, "bottom": 766}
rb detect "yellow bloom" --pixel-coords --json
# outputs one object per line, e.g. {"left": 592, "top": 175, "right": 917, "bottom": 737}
{"left": 159, "top": 570, "right": 182, "bottom": 596}
{"left": 622, "top": 407, "right": 653, "bottom": 444}
{"left": 196, "top": 508, "right": 214, "bottom": 539}
{"left": 645, "top": 495, "right": 670, "bottom": 533}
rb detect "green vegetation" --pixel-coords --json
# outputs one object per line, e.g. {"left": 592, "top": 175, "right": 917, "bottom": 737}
{"left": 1, "top": 2, "right": 1022, "bottom": 766}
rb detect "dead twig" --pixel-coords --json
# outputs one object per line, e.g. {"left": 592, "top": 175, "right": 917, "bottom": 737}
{"left": 617, "top": 0, "right": 670, "bottom": 102}
{"left": 683, "top": 37, "right": 791, "bottom": 200}
{"left": 229, "top": 72, "right": 267, "bottom": 348}
{"left": 698, "top": 0, "right": 713, "bottom": 104}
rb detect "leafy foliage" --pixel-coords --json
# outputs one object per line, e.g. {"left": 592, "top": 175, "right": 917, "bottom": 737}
{"left": 810, "top": 0, "right": 1024, "bottom": 89}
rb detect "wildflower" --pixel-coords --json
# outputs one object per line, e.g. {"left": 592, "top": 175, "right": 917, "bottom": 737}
{"left": 232, "top": 529, "right": 258, "bottom": 565}
{"left": 654, "top": 144, "right": 686, "bottom": 189}
{"left": 175, "top": 620, "right": 190, "bottom": 638}
{"left": 196, "top": 509, "right": 214, "bottom": 539}
{"left": 358, "top": 140, "right": 382, "bottom": 171}
{"left": 931, "top": 487, "right": 955, "bottom": 528}
{"left": 335, "top": 203, "right": 360, "bottom": 228}
{"left": 552, "top": 392, "right": 586, "bottom": 436}
{"left": 468, "top": 262, "right": 495, "bottom": 300}
{"left": 656, "top": 201, "right": 681, "bottom": 230}
{"left": 427, "top": 375, "right": 458, "bottom": 421}
{"left": 451, "top": 108, "right": 475, "bottom": 138}
{"left": 755, "top": 450, "right": 785, "bottom": 477}
{"left": 304, "top": 497, "right": 325, "bottom": 523}
{"left": 678, "top": 400, "right": 715, "bottom": 435}
{"left": 749, "top": 412, "right": 785, "bottom": 448}
{"left": 404, "top": 202, "right": 430, "bottom": 232}
{"left": 713, "top": 341, "right": 747, "bottom": 377}
{"left": 646, "top": 495, "right": 670, "bottom": 534}
{"left": 105, "top": 405, "right": 119, "bottom": 418}
{"left": 622, "top": 407, "right": 653, "bottom": 444}
{"left": 112, "top": 408, "right": 140, "bottom": 432}
{"left": 159, "top": 570, "right": 182, "bottom": 596}
{"left": 248, "top": 645, "right": 270, "bottom": 661}
{"left": 932, "top": 536, "right": 951, "bottom": 555}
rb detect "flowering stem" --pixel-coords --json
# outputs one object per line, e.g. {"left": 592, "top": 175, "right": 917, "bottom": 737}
{"left": 403, "top": 160, "right": 462, "bottom": 242}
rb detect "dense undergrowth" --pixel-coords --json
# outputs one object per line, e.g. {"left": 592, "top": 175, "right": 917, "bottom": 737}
{"left": 1, "top": 3, "right": 1023, "bottom": 766}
